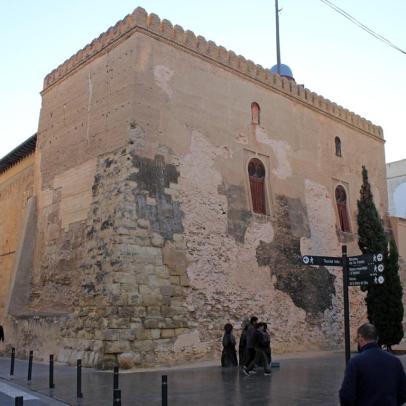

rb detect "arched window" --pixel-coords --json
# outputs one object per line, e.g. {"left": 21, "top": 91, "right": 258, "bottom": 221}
{"left": 251, "top": 102, "right": 260, "bottom": 125}
{"left": 335, "top": 185, "right": 350, "bottom": 232}
{"left": 335, "top": 137, "right": 342, "bottom": 157}
{"left": 248, "top": 158, "right": 266, "bottom": 214}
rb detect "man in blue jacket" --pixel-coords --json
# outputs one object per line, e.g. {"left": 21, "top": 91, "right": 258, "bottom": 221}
{"left": 339, "top": 323, "right": 406, "bottom": 405}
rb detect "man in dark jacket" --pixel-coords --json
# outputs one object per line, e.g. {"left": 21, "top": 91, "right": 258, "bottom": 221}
{"left": 242, "top": 316, "right": 258, "bottom": 372}
{"left": 243, "top": 321, "right": 271, "bottom": 376}
{"left": 339, "top": 323, "right": 406, "bottom": 406}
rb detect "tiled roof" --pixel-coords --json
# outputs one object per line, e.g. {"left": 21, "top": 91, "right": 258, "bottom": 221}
{"left": 0, "top": 134, "right": 37, "bottom": 174}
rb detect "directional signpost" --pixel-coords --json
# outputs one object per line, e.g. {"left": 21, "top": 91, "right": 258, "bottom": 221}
{"left": 348, "top": 253, "right": 384, "bottom": 287}
{"left": 302, "top": 255, "right": 342, "bottom": 267}
{"left": 302, "top": 246, "right": 385, "bottom": 365}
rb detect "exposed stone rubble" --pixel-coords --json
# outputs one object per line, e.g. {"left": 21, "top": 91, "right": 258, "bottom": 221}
{"left": 0, "top": 6, "right": 388, "bottom": 369}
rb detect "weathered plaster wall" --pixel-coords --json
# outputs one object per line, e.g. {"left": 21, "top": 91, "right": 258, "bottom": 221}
{"left": 3, "top": 11, "right": 388, "bottom": 367}
{"left": 398, "top": 220, "right": 406, "bottom": 267}
{"left": 389, "top": 217, "right": 406, "bottom": 268}
{"left": 387, "top": 161, "right": 406, "bottom": 323}
{"left": 388, "top": 216, "right": 406, "bottom": 333}
{"left": 0, "top": 156, "right": 35, "bottom": 318}
{"left": 125, "top": 30, "right": 386, "bottom": 356}
{"left": 387, "top": 159, "right": 406, "bottom": 219}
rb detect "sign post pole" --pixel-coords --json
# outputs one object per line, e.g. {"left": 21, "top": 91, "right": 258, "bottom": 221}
{"left": 302, "top": 249, "right": 383, "bottom": 365}
{"left": 342, "top": 245, "right": 350, "bottom": 365}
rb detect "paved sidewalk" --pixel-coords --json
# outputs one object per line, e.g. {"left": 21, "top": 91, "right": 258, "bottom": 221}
{"left": 1, "top": 351, "right": 405, "bottom": 405}
{"left": 0, "top": 379, "right": 69, "bottom": 406}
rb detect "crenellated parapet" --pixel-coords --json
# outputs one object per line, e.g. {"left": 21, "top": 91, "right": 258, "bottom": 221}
{"left": 43, "top": 7, "right": 383, "bottom": 139}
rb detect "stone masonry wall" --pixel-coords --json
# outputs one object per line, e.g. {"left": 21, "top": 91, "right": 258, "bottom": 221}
{"left": 0, "top": 158, "right": 35, "bottom": 318}
{"left": 58, "top": 125, "right": 193, "bottom": 368}
{"left": 2, "top": 8, "right": 388, "bottom": 368}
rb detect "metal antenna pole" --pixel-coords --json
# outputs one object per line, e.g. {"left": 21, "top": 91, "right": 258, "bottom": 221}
{"left": 275, "top": 0, "right": 282, "bottom": 74}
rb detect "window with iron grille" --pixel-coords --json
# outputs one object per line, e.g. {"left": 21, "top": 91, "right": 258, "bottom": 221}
{"left": 335, "top": 185, "right": 350, "bottom": 232}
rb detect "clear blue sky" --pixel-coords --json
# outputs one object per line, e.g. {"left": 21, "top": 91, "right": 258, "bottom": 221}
{"left": 1, "top": 0, "right": 405, "bottom": 162}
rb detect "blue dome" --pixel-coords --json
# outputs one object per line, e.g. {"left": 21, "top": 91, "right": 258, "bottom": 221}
{"left": 271, "top": 64, "right": 294, "bottom": 80}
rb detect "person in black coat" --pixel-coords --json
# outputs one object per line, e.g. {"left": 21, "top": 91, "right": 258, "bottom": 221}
{"left": 262, "top": 322, "right": 272, "bottom": 369}
{"left": 0, "top": 325, "right": 4, "bottom": 342}
{"left": 243, "top": 316, "right": 258, "bottom": 370}
{"left": 339, "top": 323, "right": 406, "bottom": 406}
{"left": 238, "top": 319, "right": 249, "bottom": 366}
{"left": 221, "top": 323, "right": 238, "bottom": 367}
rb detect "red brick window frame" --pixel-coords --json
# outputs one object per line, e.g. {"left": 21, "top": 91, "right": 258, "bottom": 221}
{"left": 335, "top": 185, "right": 350, "bottom": 232}
{"left": 251, "top": 102, "right": 260, "bottom": 125}
{"left": 248, "top": 158, "right": 266, "bottom": 214}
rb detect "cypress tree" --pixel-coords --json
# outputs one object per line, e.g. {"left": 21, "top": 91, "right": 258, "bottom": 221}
{"left": 357, "top": 166, "right": 386, "bottom": 255}
{"left": 357, "top": 166, "right": 404, "bottom": 349}
{"left": 377, "top": 239, "right": 404, "bottom": 349}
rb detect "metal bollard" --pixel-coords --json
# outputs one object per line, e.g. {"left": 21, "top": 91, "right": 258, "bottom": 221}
{"left": 27, "top": 351, "right": 33, "bottom": 382}
{"left": 113, "top": 366, "right": 119, "bottom": 390}
{"left": 162, "top": 375, "right": 168, "bottom": 406}
{"left": 10, "top": 347, "right": 15, "bottom": 376}
{"left": 77, "top": 359, "right": 83, "bottom": 398}
{"left": 49, "top": 354, "right": 55, "bottom": 389}
{"left": 113, "top": 388, "right": 121, "bottom": 406}
{"left": 15, "top": 396, "right": 23, "bottom": 406}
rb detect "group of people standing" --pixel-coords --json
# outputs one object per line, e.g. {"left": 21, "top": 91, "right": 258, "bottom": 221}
{"left": 221, "top": 316, "right": 272, "bottom": 376}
